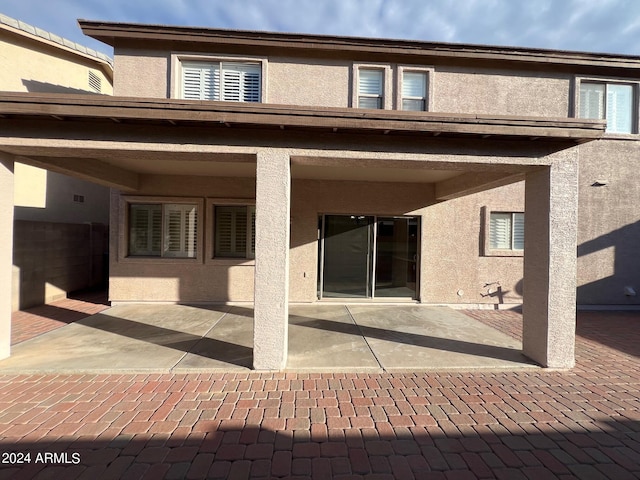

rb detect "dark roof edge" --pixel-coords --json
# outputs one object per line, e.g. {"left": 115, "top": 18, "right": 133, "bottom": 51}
{"left": 0, "top": 92, "right": 606, "bottom": 141}
{"left": 79, "top": 19, "right": 640, "bottom": 70}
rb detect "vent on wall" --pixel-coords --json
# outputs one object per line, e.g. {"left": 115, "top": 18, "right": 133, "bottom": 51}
{"left": 88, "top": 71, "right": 101, "bottom": 93}
{"left": 73, "top": 194, "right": 85, "bottom": 204}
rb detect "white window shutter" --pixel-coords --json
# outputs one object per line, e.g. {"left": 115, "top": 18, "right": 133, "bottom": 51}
{"left": 402, "top": 71, "right": 427, "bottom": 111}
{"left": 606, "top": 84, "right": 633, "bottom": 134}
{"left": 512, "top": 213, "right": 525, "bottom": 250}
{"left": 215, "top": 208, "right": 234, "bottom": 256}
{"left": 129, "top": 204, "right": 161, "bottom": 256}
{"left": 490, "top": 213, "right": 512, "bottom": 250}
{"left": 182, "top": 62, "right": 220, "bottom": 100}
{"left": 358, "top": 69, "right": 383, "bottom": 109}
{"left": 579, "top": 83, "right": 605, "bottom": 120}
{"left": 163, "top": 204, "right": 197, "bottom": 258}
{"left": 221, "top": 62, "right": 261, "bottom": 102}
{"left": 248, "top": 206, "right": 256, "bottom": 259}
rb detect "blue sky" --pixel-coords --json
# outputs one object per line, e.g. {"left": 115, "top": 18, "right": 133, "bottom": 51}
{"left": 2, "top": 0, "right": 640, "bottom": 57}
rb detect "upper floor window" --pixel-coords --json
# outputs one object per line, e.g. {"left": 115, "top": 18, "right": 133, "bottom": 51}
{"left": 401, "top": 71, "right": 428, "bottom": 111}
{"left": 358, "top": 68, "right": 384, "bottom": 109}
{"left": 579, "top": 81, "right": 634, "bottom": 134}
{"left": 181, "top": 61, "right": 261, "bottom": 102}
{"left": 490, "top": 212, "right": 524, "bottom": 251}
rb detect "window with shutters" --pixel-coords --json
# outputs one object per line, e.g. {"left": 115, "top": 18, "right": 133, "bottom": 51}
{"left": 401, "top": 71, "right": 428, "bottom": 111}
{"left": 488, "top": 212, "right": 524, "bottom": 252}
{"left": 578, "top": 80, "right": 635, "bottom": 134}
{"left": 214, "top": 205, "right": 256, "bottom": 259}
{"left": 357, "top": 68, "right": 384, "bottom": 109}
{"left": 180, "top": 60, "right": 261, "bottom": 102}
{"left": 128, "top": 203, "right": 198, "bottom": 258}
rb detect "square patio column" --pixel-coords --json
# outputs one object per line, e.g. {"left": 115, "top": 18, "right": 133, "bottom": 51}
{"left": 0, "top": 154, "right": 14, "bottom": 360}
{"left": 522, "top": 151, "right": 579, "bottom": 368}
{"left": 253, "top": 149, "right": 291, "bottom": 370}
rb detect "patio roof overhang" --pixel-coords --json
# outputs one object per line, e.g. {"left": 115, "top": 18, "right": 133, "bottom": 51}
{"left": 0, "top": 92, "right": 605, "bottom": 196}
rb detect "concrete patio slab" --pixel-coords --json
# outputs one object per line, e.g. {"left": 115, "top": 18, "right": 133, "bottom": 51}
{"left": 347, "top": 305, "right": 531, "bottom": 370}
{"left": 173, "top": 306, "right": 254, "bottom": 371}
{"left": 0, "top": 303, "right": 535, "bottom": 373}
{"left": 0, "top": 304, "right": 233, "bottom": 373}
{"left": 287, "top": 305, "right": 380, "bottom": 371}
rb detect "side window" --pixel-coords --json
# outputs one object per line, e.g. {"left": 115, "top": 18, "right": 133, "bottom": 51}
{"left": 357, "top": 68, "right": 384, "bottom": 109}
{"left": 401, "top": 71, "right": 428, "bottom": 111}
{"left": 490, "top": 212, "right": 524, "bottom": 251}
{"left": 579, "top": 81, "right": 634, "bottom": 134}
{"left": 214, "top": 205, "right": 256, "bottom": 258}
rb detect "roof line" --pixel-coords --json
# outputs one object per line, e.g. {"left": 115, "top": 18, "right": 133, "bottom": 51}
{"left": 78, "top": 19, "right": 640, "bottom": 69}
{"left": 0, "top": 13, "right": 113, "bottom": 68}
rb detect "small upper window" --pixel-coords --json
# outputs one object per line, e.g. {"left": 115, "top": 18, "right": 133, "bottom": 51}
{"left": 579, "top": 81, "right": 634, "bottom": 134}
{"left": 401, "top": 71, "right": 427, "bottom": 111}
{"left": 490, "top": 212, "right": 524, "bottom": 251}
{"left": 358, "top": 68, "right": 384, "bottom": 109}
{"left": 181, "top": 61, "right": 261, "bottom": 102}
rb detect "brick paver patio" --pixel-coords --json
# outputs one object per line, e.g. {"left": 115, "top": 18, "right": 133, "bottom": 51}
{"left": 1, "top": 302, "right": 639, "bottom": 479}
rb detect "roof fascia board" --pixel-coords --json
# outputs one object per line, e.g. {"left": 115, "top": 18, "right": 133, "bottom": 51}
{"left": 79, "top": 20, "right": 640, "bottom": 72}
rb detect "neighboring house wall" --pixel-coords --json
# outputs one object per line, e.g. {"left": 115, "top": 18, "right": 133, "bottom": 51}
{"left": 1, "top": 16, "right": 113, "bottom": 310}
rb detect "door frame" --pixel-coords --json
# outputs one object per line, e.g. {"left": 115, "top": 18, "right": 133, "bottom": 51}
{"left": 317, "top": 213, "right": 420, "bottom": 300}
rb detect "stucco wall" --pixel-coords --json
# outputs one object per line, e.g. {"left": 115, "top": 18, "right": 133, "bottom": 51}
{"left": 110, "top": 173, "right": 532, "bottom": 306}
{"left": 112, "top": 48, "right": 571, "bottom": 119}
{"left": 0, "top": 31, "right": 112, "bottom": 95}
{"left": 432, "top": 68, "right": 571, "bottom": 117}
{"left": 576, "top": 139, "right": 640, "bottom": 305}
{"left": 12, "top": 221, "right": 107, "bottom": 311}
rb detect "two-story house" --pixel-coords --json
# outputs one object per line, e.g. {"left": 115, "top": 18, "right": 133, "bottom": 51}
{"left": 0, "top": 13, "right": 114, "bottom": 311}
{"left": 1, "top": 19, "right": 638, "bottom": 371}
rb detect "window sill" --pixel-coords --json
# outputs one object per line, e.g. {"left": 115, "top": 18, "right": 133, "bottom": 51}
{"left": 484, "top": 249, "right": 524, "bottom": 258}
{"left": 121, "top": 256, "right": 202, "bottom": 264}
{"left": 208, "top": 258, "right": 256, "bottom": 266}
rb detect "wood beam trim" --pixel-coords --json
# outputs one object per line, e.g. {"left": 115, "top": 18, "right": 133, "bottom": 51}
{"left": 15, "top": 155, "right": 139, "bottom": 192}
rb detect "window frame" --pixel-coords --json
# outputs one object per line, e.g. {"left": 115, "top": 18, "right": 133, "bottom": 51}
{"left": 396, "top": 65, "right": 433, "bottom": 112}
{"left": 483, "top": 208, "right": 525, "bottom": 257}
{"left": 119, "top": 196, "right": 204, "bottom": 264}
{"left": 352, "top": 63, "right": 392, "bottom": 109}
{"left": 575, "top": 76, "right": 638, "bottom": 136}
{"left": 171, "top": 53, "right": 268, "bottom": 103}
{"left": 206, "top": 198, "right": 256, "bottom": 266}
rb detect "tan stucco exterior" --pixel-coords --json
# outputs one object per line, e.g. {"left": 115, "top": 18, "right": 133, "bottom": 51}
{"left": 1, "top": 17, "right": 113, "bottom": 311}
{"left": 4, "top": 19, "right": 638, "bottom": 369}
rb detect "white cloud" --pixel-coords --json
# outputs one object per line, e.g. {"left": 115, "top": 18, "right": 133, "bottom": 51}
{"left": 2, "top": 0, "right": 640, "bottom": 55}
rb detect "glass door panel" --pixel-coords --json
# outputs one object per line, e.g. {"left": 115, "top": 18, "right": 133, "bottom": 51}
{"left": 322, "top": 215, "right": 373, "bottom": 298}
{"left": 374, "top": 217, "right": 418, "bottom": 298}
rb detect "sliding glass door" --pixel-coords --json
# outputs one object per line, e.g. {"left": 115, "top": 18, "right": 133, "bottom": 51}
{"left": 319, "top": 215, "right": 418, "bottom": 299}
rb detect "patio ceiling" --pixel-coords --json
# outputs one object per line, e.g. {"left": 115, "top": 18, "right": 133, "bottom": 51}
{"left": 0, "top": 92, "right": 604, "bottom": 195}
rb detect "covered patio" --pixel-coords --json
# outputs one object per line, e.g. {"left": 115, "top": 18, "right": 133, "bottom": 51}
{"left": 0, "top": 304, "right": 530, "bottom": 373}
{"left": 0, "top": 92, "right": 606, "bottom": 370}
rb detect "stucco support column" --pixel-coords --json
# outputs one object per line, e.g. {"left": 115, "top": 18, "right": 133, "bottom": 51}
{"left": 0, "top": 154, "right": 15, "bottom": 360}
{"left": 253, "top": 149, "right": 291, "bottom": 370}
{"left": 522, "top": 150, "right": 579, "bottom": 368}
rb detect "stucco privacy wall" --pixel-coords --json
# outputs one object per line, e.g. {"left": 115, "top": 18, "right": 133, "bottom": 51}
{"left": 12, "top": 221, "right": 107, "bottom": 311}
